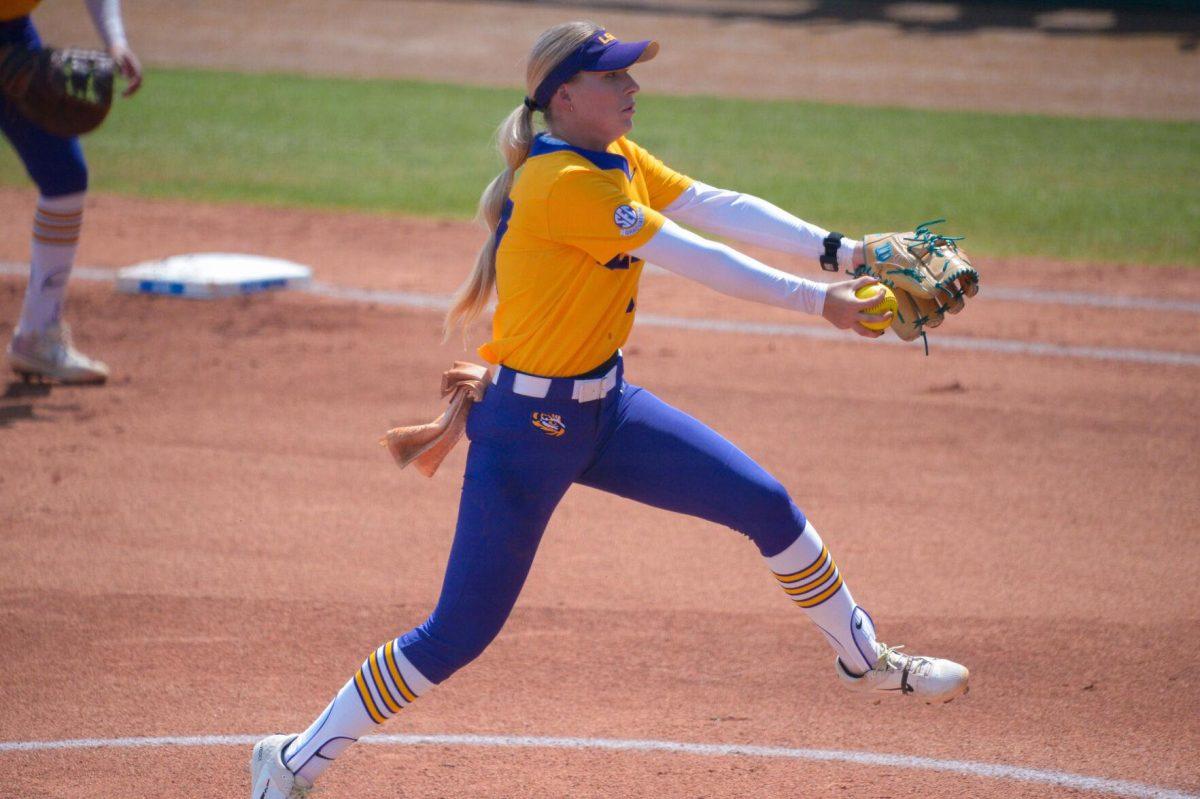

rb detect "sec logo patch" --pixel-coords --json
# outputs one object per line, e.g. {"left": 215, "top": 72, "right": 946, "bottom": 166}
{"left": 613, "top": 204, "right": 645, "bottom": 237}
{"left": 531, "top": 412, "right": 566, "bottom": 437}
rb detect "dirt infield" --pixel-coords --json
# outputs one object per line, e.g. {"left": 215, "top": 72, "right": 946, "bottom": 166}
{"left": 1, "top": 187, "right": 1199, "bottom": 797}
{"left": 3, "top": 1, "right": 1200, "bottom": 796}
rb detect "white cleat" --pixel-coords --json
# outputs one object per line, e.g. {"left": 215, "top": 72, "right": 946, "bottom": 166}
{"left": 250, "top": 734, "right": 313, "bottom": 799}
{"left": 7, "top": 324, "right": 109, "bottom": 384}
{"left": 835, "top": 644, "right": 969, "bottom": 703}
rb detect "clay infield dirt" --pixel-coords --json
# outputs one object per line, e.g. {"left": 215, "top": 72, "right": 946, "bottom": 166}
{"left": 2, "top": 2, "right": 1199, "bottom": 798}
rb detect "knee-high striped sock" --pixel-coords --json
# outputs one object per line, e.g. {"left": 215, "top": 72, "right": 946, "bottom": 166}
{"left": 282, "top": 639, "right": 433, "bottom": 787}
{"left": 17, "top": 192, "right": 85, "bottom": 336}
{"left": 766, "top": 522, "right": 881, "bottom": 676}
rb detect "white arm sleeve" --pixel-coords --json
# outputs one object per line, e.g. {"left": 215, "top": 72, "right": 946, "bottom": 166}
{"left": 84, "top": 0, "right": 127, "bottom": 48}
{"left": 631, "top": 218, "right": 828, "bottom": 317}
{"left": 663, "top": 181, "right": 860, "bottom": 271}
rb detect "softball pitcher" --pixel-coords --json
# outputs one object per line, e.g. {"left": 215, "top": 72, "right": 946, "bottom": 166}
{"left": 1, "top": 0, "right": 141, "bottom": 383}
{"left": 252, "top": 22, "right": 974, "bottom": 798}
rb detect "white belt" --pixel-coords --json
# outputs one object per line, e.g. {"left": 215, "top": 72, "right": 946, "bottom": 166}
{"left": 493, "top": 362, "right": 619, "bottom": 403}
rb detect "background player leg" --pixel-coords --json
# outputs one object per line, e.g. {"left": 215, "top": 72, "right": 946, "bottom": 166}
{"left": 6, "top": 191, "right": 108, "bottom": 383}
{"left": 18, "top": 191, "right": 85, "bottom": 335}
{"left": 1, "top": 80, "right": 106, "bottom": 383}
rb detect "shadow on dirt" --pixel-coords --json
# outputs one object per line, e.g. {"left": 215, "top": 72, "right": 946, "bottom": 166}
{"left": 0, "top": 380, "right": 95, "bottom": 429}
{"left": 1, "top": 381, "right": 50, "bottom": 428}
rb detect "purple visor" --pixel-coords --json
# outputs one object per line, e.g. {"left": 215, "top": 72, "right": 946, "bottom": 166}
{"left": 528, "top": 30, "right": 659, "bottom": 111}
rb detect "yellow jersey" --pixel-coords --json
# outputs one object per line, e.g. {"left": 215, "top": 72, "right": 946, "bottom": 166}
{"left": 480, "top": 134, "right": 692, "bottom": 377}
{"left": 0, "top": 0, "right": 39, "bottom": 22}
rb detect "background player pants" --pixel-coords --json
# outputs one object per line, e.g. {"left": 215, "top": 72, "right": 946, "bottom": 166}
{"left": 398, "top": 354, "right": 809, "bottom": 684}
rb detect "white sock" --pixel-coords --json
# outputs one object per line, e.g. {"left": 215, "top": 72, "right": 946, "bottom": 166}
{"left": 17, "top": 192, "right": 86, "bottom": 337}
{"left": 282, "top": 639, "right": 432, "bottom": 787}
{"left": 766, "top": 522, "right": 882, "bottom": 675}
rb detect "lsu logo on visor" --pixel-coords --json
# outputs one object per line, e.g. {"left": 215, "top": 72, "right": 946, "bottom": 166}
{"left": 532, "top": 412, "right": 566, "bottom": 437}
{"left": 613, "top": 204, "right": 645, "bottom": 237}
{"left": 596, "top": 31, "right": 617, "bottom": 45}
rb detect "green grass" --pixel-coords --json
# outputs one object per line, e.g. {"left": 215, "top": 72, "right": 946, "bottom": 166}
{"left": 2, "top": 68, "right": 1198, "bottom": 266}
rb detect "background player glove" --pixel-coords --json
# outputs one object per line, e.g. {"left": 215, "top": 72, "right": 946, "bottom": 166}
{"left": 855, "top": 220, "right": 979, "bottom": 342}
{"left": 0, "top": 44, "right": 115, "bottom": 138}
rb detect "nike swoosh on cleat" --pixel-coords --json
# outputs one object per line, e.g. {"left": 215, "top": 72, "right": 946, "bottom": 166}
{"left": 900, "top": 664, "right": 914, "bottom": 694}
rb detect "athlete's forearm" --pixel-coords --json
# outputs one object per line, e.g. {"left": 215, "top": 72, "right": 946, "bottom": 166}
{"left": 663, "top": 181, "right": 860, "bottom": 272}
{"left": 632, "top": 218, "right": 828, "bottom": 316}
{"left": 84, "top": 0, "right": 127, "bottom": 48}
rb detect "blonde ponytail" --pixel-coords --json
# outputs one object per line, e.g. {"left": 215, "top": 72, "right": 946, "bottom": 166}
{"left": 444, "top": 20, "right": 603, "bottom": 341}
{"left": 443, "top": 104, "right": 534, "bottom": 338}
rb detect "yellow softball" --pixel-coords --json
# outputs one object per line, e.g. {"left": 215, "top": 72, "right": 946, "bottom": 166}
{"left": 856, "top": 283, "right": 898, "bottom": 332}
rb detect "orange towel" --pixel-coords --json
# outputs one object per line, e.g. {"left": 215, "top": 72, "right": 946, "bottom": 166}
{"left": 380, "top": 361, "right": 490, "bottom": 478}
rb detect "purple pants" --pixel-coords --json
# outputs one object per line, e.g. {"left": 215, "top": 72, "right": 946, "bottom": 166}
{"left": 398, "top": 353, "right": 807, "bottom": 683}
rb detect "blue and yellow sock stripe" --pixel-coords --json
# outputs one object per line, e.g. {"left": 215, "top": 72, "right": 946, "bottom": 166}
{"left": 32, "top": 206, "right": 82, "bottom": 247}
{"left": 353, "top": 640, "right": 420, "bottom": 724}
{"left": 773, "top": 545, "right": 844, "bottom": 608}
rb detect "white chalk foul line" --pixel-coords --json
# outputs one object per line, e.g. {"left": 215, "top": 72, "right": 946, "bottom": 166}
{"left": 631, "top": 313, "right": 1200, "bottom": 367}
{"left": 7, "top": 262, "right": 1200, "bottom": 313}
{"left": 0, "top": 733, "right": 1195, "bottom": 799}
{"left": 304, "top": 280, "right": 453, "bottom": 311}
{"left": 3, "top": 263, "right": 1198, "bottom": 368}
{"left": 983, "top": 285, "right": 1200, "bottom": 314}
{"left": 300, "top": 283, "right": 1200, "bottom": 369}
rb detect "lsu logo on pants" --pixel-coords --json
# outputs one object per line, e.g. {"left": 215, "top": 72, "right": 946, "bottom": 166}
{"left": 531, "top": 412, "right": 566, "bottom": 437}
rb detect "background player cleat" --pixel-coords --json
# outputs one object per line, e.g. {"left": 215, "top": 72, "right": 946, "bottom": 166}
{"left": 7, "top": 322, "right": 108, "bottom": 383}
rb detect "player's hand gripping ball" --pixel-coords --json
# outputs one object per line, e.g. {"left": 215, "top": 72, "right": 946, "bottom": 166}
{"left": 856, "top": 283, "right": 897, "bottom": 332}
